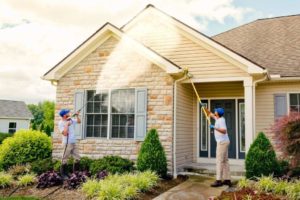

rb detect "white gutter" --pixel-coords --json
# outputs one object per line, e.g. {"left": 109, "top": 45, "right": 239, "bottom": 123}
{"left": 173, "top": 73, "right": 188, "bottom": 178}
{"left": 252, "top": 73, "right": 269, "bottom": 136}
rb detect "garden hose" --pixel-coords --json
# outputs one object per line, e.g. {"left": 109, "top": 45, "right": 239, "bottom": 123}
{"left": 183, "top": 67, "right": 211, "bottom": 125}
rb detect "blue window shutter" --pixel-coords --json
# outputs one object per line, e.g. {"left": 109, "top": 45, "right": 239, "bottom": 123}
{"left": 274, "top": 94, "right": 287, "bottom": 119}
{"left": 74, "top": 90, "right": 85, "bottom": 139}
{"left": 135, "top": 88, "right": 147, "bottom": 141}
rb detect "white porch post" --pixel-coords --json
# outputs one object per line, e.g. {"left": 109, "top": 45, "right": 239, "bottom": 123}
{"left": 244, "top": 78, "right": 254, "bottom": 152}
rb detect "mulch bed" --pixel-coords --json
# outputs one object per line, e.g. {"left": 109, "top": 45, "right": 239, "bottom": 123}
{"left": 0, "top": 175, "right": 188, "bottom": 200}
{"left": 215, "top": 188, "right": 286, "bottom": 200}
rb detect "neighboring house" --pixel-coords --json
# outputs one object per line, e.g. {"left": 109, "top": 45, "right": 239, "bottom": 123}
{"left": 42, "top": 5, "right": 300, "bottom": 176}
{"left": 0, "top": 100, "right": 33, "bottom": 134}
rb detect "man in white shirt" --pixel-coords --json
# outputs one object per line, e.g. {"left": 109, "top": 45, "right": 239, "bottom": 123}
{"left": 203, "top": 106, "right": 231, "bottom": 187}
{"left": 58, "top": 109, "right": 81, "bottom": 178}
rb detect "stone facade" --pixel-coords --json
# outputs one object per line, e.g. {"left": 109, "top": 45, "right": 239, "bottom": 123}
{"left": 53, "top": 36, "right": 174, "bottom": 171}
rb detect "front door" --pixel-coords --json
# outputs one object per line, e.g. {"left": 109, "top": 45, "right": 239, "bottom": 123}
{"left": 210, "top": 100, "right": 236, "bottom": 159}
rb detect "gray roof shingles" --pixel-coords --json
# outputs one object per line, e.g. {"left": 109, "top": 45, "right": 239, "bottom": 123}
{"left": 213, "top": 15, "right": 300, "bottom": 77}
{"left": 0, "top": 100, "right": 33, "bottom": 119}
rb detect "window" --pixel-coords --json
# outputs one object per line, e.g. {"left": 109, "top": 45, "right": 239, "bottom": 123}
{"left": 290, "top": 93, "right": 300, "bottom": 113}
{"left": 200, "top": 103, "right": 208, "bottom": 151}
{"left": 8, "top": 122, "right": 17, "bottom": 134}
{"left": 111, "top": 89, "right": 135, "bottom": 138}
{"left": 239, "top": 103, "right": 245, "bottom": 152}
{"left": 86, "top": 90, "right": 108, "bottom": 138}
{"left": 85, "top": 89, "right": 135, "bottom": 139}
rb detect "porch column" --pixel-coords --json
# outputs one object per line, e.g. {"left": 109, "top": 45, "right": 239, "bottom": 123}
{"left": 244, "top": 78, "right": 254, "bottom": 153}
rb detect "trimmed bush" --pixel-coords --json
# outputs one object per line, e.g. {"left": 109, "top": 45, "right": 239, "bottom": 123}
{"left": 79, "top": 156, "right": 93, "bottom": 171}
{"left": 0, "top": 129, "right": 52, "bottom": 170}
{"left": 90, "top": 156, "right": 134, "bottom": 175}
{"left": 137, "top": 129, "right": 167, "bottom": 177}
{"left": 30, "top": 158, "right": 54, "bottom": 175}
{"left": 245, "top": 132, "right": 280, "bottom": 178}
{"left": 0, "top": 132, "right": 12, "bottom": 144}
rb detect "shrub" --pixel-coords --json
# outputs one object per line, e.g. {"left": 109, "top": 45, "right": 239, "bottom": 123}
{"left": 18, "top": 174, "right": 36, "bottom": 187}
{"left": 81, "top": 171, "right": 159, "bottom": 200}
{"left": 0, "top": 132, "right": 12, "bottom": 144}
{"left": 271, "top": 112, "right": 300, "bottom": 166}
{"left": 0, "top": 129, "right": 52, "bottom": 169}
{"left": 256, "top": 176, "right": 276, "bottom": 193}
{"left": 79, "top": 156, "right": 93, "bottom": 171}
{"left": 53, "top": 160, "right": 61, "bottom": 172}
{"left": 0, "top": 172, "right": 13, "bottom": 188}
{"left": 37, "top": 171, "right": 63, "bottom": 188}
{"left": 81, "top": 179, "right": 102, "bottom": 198}
{"left": 8, "top": 164, "right": 31, "bottom": 178}
{"left": 137, "top": 129, "right": 167, "bottom": 177}
{"left": 286, "top": 181, "right": 300, "bottom": 200}
{"left": 237, "top": 177, "right": 252, "bottom": 189}
{"left": 245, "top": 132, "right": 280, "bottom": 178}
{"left": 30, "top": 158, "right": 54, "bottom": 175}
{"left": 274, "top": 180, "right": 289, "bottom": 195}
{"left": 90, "top": 156, "right": 134, "bottom": 175}
{"left": 64, "top": 171, "right": 90, "bottom": 190}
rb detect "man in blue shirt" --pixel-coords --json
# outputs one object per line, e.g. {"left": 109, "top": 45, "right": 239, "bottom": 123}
{"left": 204, "top": 106, "right": 231, "bottom": 187}
{"left": 58, "top": 109, "right": 81, "bottom": 178}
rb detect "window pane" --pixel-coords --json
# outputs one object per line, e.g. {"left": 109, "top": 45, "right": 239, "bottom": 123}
{"left": 94, "top": 102, "right": 100, "bottom": 113}
{"left": 112, "top": 115, "right": 119, "bottom": 125}
{"left": 101, "top": 126, "right": 107, "bottom": 137}
{"left": 87, "top": 91, "right": 95, "bottom": 101}
{"left": 120, "top": 114, "right": 127, "bottom": 125}
{"left": 290, "top": 94, "right": 298, "bottom": 105}
{"left": 87, "top": 102, "right": 93, "bottom": 113}
{"left": 86, "top": 126, "right": 93, "bottom": 137}
{"left": 239, "top": 103, "right": 246, "bottom": 152}
{"left": 119, "top": 127, "right": 126, "bottom": 138}
{"left": 290, "top": 106, "right": 299, "bottom": 112}
{"left": 8, "top": 129, "right": 15, "bottom": 134}
{"left": 128, "top": 115, "right": 134, "bottom": 126}
{"left": 101, "top": 115, "right": 108, "bottom": 125}
{"left": 127, "top": 127, "right": 134, "bottom": 138}
{"left": 94, "top": 126, "right": 101, "bottom": 137}
{"left": 9, "top": 122, "right": 16, "bottom": 128}
{"left": 87, "top": 115, "right": 94, "bottom": 125}
{"left": 112, "top": 127, "right": 119, "bottom": 138}
{"left": 94, "top": 115, "right": 101, "bottom": 125}
{"left": 94, "top": 94, "right": 100, "bottom": 101}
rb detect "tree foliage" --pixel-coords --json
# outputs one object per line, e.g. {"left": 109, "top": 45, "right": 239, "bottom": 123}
{"left": 27, "top": 101, "right": 55, "bottom": 135}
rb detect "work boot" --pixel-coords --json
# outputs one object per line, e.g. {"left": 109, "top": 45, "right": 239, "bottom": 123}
{"left": 222, "top": 180, "right": 232, "bottom": 187}
{"left": 73, "top": 160, "right": 80, "bottom": 173}
{"left": 60, "top": 163, "right": 69, "bottom": 180}
{"left": 211, "top": 180, "right": 223, "bottom": 187}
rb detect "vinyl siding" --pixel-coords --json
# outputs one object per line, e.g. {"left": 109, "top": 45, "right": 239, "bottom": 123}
{"left": 256, "top": 81, "right": 300, "bottom": 134}
{"left": 176, "top": 83, "right": 194, "bottom": 168}
{"left": 125, "top": 19, "right": 249, "bottom": 79}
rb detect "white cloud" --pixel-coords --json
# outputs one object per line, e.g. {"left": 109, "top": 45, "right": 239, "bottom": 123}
{"left": 0, "top": 0, "right": 255, "bottom": 104}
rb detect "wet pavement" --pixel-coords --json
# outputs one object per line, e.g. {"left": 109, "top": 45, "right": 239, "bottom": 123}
{"left": 153, "top": 175, "right": 228, "bottom": 200}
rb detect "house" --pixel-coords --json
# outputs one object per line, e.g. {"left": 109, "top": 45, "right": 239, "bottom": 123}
{"left": 42, "top": 5, "right": 300, "bottom": 176}
{"left": 0, "top": 100, "right": 33, "bottom": 134}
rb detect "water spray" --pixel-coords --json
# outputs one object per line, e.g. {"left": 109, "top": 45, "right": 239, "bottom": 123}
{"left": 183, "top": 67, "right": 211, "bottom": 125}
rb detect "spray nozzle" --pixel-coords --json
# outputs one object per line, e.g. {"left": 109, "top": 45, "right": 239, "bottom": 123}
{"left": 183, "top": 67, "right": 193, "bottom": 79}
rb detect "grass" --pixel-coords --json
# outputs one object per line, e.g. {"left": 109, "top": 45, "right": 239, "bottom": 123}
{"left": 0, "top": 172, "right": 13, "bottom": 188}
{"left": 17, "top": 174, "right": 36, "bottom": 187}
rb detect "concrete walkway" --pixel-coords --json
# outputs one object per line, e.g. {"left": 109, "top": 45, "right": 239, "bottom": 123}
{"left": 154, "top": 175, "right": 228, "bottom": 200}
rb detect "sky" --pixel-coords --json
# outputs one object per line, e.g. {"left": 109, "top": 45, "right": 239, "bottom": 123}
{"left": 0, "top": 0, "right": 299, "bottom": 104}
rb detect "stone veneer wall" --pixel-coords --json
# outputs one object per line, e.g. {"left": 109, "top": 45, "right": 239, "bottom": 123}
{"left": 53, "top": 36, "right": 174, "bottom": 171}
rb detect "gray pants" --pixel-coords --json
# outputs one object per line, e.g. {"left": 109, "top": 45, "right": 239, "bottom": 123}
{"left": 62, "top": 143, "right": 80, "bottom": 164}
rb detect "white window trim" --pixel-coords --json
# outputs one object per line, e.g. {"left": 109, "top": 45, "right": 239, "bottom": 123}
{"left": 85, "top": 87, "right": 143, "bottom": 140}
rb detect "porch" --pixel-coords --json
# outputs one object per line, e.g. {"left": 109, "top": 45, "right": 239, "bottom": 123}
{"left": 174, "top": 78, "right": 254, "bottom": 175}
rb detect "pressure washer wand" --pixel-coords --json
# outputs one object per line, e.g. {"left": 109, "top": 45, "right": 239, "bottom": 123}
{"left": 183, "top": 68, "right": 211, "bottom": 125}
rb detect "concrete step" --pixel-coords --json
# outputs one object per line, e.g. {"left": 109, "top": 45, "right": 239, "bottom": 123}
{"left": 181, "top": 163, "right": 246, "bottom": 177}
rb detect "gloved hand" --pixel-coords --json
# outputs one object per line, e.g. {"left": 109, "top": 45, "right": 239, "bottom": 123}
{"left": 210, "top": 124, "right": 215, "bottom": 129}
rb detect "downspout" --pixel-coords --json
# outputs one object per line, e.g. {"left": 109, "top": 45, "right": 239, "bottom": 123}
{"left": 173, "top": 74, "right": 188, "bottom": 178}
{"left": 252, "top": 71, "right": 269, "bottom": 138}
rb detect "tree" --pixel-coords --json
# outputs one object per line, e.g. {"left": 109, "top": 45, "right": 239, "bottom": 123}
{"left": 137, "top": 129, "right": 167, "bottom": 178}
{"left": 27, "top": 101, "right": 55, "bottom": 134}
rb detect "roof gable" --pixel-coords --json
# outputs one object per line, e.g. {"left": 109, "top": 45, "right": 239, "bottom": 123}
{"left": 42, "top": 23, "right": 181, "bottom": 81}
{"left": 0, "top": 100, "right": 33, "bottom": 119}
{"left": 122, "top": 5, "right": 266, "bottom": 75}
